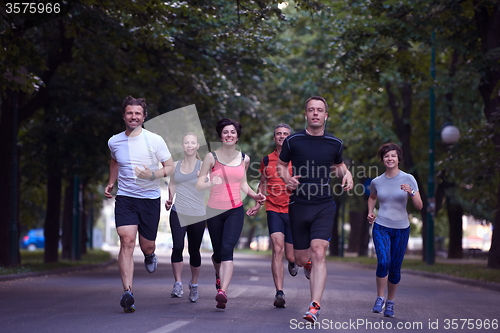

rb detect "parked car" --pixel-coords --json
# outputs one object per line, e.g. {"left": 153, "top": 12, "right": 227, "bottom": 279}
{"left": 20, "top": 228, "right": 44, "bottom": 251}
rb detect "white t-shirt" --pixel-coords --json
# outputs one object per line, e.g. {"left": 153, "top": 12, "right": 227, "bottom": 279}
{"left": 370, "top": 170, "right": 419, "bottom": 229}
{"left": 108, "top": 129, "right": 171, "bottom": 199}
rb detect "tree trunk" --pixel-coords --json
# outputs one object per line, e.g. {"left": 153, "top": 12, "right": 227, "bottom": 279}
{"left": 347, "top": 211, "right": 364, "bottom": 253}
{"left": 473, "top": 0, "right": 500, "bottom": 269}
{"left": 488, "top": 180, "right": 500, "bottom": 268}
{"left": 80, "top": 180, "right": 88, "bottom": 256}
{"left": 61, "top": 180, "right": 73, "bottom": 260}
{"left": 0, "top": 95, "right": 16, "bottom": 266}
{"left": 358, "top": 207, "right": 370, "bottom": 257}
{"left": 43, "top": 163, "right": 62, "bottom": 263}
{"left": 447, "top": 198, "right": 464, "bottom": 259}
{"left": 43, "top": 126, "right": 62, "bottom": 263}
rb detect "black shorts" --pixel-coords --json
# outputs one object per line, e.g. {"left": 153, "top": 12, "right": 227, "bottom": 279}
{"left": 267, "top": 211, "right": 293, "bottom": 244}
{"left": 114, "top": 195, "right": 161, "bottom": 241}
{"left": 288, "top": 200, "right": 336, "bottom": 250}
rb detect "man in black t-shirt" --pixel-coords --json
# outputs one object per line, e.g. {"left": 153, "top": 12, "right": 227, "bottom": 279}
{"left": 277, "top": 96, "right": 353, "bottom": 323}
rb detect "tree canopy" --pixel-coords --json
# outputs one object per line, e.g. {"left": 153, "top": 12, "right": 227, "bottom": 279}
{"left": 1, "top": 0, "right": 499, "bottom": 268}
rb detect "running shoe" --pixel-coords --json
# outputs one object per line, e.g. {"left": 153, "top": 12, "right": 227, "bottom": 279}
{"left": 288, "top": 262, "right": 299, "bottom": 277}
{"left": 171, "top": 281, "right": 183, "bottom": 298}
{"left": 303, "top": 301, "right": 321, "bottom": 323}
{"left": 303, "top": 261, "right": 312, "bottom": 280}
{"left": 189, "top": 284, "right": 199, "bottom": 302}
{"left": 384, "top": 300, "right": 395, "bottom": 318}
{"left": 144, "top": 253, "right": 158, "bottom": 273}
{"left": 120, "top": 290, "right": 136, "bottom": 313}
{"left": 372, "top": 297, "right": 385, "bottom": 313}
{"left": 215, "top": 277, "right": 221, "bottom": 291}
{"left": 274, "top": 290, "right": 286, "bottom": 308}
{"left": 215, "top": 289, "right": 228, "bottom": 309}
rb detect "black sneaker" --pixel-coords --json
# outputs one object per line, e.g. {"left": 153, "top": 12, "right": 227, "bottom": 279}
{"left": 288, "top": 262, "right": 299, "bottom": 277}
{"left": 274, "top": 290, "right": 286, "bottom": 308}
{"left": 144, "top": 253, "right": 157, "bottom": 273}
{"left": 120, "top": 290, "right": 135, "bottom": 313}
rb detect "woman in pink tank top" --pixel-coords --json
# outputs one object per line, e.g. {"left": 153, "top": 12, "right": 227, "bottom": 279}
{"left": 197, "top": 118, "right": 266, "bottom": 309}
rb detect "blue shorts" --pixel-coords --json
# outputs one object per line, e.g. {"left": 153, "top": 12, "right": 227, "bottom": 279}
{"left": 267, "top": 211, "right": 293, "bottom": 244}
{"left": 114, "top": 195, "right": 160, "bottom": 241}
{"left": 288, "top": 200, "right": 336, "bottom": 250}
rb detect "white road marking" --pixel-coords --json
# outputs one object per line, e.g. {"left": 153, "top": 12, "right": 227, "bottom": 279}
{"left": 147, "top": 320, "right": 190, "bottom": 333}
{"left": 228, "top": 286, "right": 248, "bottom": 298}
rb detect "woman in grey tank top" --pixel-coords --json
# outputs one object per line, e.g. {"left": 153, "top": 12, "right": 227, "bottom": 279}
{"left": 165, "top": 133, "right": 207, "bottom": 302}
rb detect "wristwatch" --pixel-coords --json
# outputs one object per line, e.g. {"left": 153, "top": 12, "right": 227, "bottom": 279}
{"left": 410, "top": 190, "right": 416, "bottom": 196}
{"left": 149, "top": 172, "right": 156, "bottom": 181}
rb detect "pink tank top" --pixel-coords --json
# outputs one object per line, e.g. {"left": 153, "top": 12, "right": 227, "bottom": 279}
{"left": 207, "top": 152, "right": 245, "bottom": 210}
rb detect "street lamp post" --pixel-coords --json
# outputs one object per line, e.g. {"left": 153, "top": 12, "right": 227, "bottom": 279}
{"left": 426, "top": 32, "right": 461, "bottom": 265}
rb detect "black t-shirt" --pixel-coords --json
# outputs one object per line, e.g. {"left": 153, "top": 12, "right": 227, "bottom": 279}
{"left": 279, "top": 130, "right": 344, "bottom": 203}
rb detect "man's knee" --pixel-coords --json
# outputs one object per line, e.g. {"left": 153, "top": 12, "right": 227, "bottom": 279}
{"left": 119, "top": 235, "right": 136, "bottom": 248}
{"left": 310, "top": 240, "right": 328, "bottom": 259}
{"left": 272, "top": 242, "right": 285, "bottom": 255}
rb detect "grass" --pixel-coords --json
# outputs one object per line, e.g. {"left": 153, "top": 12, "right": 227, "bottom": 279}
{"left": 0, "top": 249, "right": 113, "bottom": 276}
{"left": 327, "top": 255, "right": 500, "bottom": 285}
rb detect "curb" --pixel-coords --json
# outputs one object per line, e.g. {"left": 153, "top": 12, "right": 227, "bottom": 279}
{"left": 401, "top": 268, "right": 500, "bottom": 293}
{"left": 0, "top": 258, "right": 117, "bottom": 283}
{"left": 335, "top": 261, "right": 500, "bottom": 293}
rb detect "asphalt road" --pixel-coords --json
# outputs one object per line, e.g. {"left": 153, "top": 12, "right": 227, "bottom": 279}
{"left": 1, "top": 248, "right": 499, "bottom": 333}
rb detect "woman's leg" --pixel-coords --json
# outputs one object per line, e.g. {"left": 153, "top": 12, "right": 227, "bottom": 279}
{"left": 219, "top": 206, "right": 244, "bottom": 291}
{"left": 372, "top": 223, "right": 391, "bottom": 297}
{"left": 170, "top": 210, "right": 187, "bottom": 282}
{"left": 186, "top": 218, "right": 206, "bottom": 284}
{"left": 387, "top": 227, "right": 410, "bottom": 299}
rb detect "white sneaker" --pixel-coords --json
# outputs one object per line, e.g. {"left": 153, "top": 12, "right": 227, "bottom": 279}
{"left": 189, "top": 284, "right": 199, "bottom": 302}
{"left": 171, "top": 281, "right": 183, "bottom": 298}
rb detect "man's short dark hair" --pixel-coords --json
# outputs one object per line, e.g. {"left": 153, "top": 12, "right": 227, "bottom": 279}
{"left": 305, "top": 96, "right": 329, "bottom": 113}
{"left": 122, "top": 95, "right": 148, "bottom": 117}
{"left": 216, "top": 118, "right": 242, "bottom": 139}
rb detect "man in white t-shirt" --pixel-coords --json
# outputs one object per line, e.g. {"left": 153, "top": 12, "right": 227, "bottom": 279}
{"left": 105, "top": 96, "right": 174, "bottom": 313}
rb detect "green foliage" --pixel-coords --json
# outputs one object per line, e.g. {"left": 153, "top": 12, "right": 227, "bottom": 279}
{"left": 258, "top": 0, "right": 497, "bottom": 225}
{"left": 2, "top": 0, "right": 291, "bottom": 250}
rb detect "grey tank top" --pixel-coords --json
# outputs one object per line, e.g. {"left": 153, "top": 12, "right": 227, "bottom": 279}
{"left": 172, "top": 159, "right": 206, "bottom": 216}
